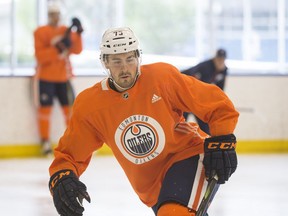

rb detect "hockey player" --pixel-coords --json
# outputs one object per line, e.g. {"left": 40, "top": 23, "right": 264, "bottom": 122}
{"left": 48, "top": 27, "right": 239, "bottom": 215}
{"left": 33, "top": 1, "right": 83, "bottom": 155}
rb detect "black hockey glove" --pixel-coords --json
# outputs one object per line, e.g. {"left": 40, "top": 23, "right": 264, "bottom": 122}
{"left": 55, "top": 36, "right": 72, "bottom": 53}
{"left": 72, "top": 17, "right": 83, "bottom": 34}
{"left": 203, "top": 134, "right": 237, "bottom": 184}
{"left": 49, "top": 170, "right": 91, "bottom": 216}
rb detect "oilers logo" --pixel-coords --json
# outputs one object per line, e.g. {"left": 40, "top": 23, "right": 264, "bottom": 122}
{"left": 115, "top": 115, "right": 165, "bottom": 164}
{"left": 124, "top": 124, "right": 155, "bottom": 156}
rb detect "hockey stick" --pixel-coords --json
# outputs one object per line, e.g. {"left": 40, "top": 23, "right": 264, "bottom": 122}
{"left": 196, "top": 175, "right": 220, "bottom": 216}
{"left": 63, "top": 23, "right": 73, "bottom": 39}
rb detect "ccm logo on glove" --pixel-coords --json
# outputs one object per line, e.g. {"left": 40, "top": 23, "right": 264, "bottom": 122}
{"left": 49, "top": 170, "right": 71, "bottom": 192}
{"left": 207, "top": 141, "right": 236, "bottom": 150}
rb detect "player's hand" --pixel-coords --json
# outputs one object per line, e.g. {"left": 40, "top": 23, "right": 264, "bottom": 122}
{"left": 203, "top": 134, "right": 237, "bottom": 184}
{"left": 55, "top": 36, "right": 71, "bottom": 53}
{"left": 72, "top": 17, "right": 83, "bottom": 34}
{"left": 49, "top": 170, "right": 91, "bottom": 216}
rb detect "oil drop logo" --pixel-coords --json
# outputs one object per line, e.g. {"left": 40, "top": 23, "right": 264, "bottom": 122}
{"left": 115, "top": 115, "right": 165, "bottom": 164}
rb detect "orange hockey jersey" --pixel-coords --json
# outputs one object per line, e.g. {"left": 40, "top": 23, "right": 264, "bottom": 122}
{"left": 49, "top": 62, "right": 239, "bottom": 207}
{"left": 34, "top": 25, "right": 82, "bottom": 82}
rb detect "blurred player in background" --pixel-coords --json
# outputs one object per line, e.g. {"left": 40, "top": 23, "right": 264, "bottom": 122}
{"left": 181, "top": 49, "right": 228, "bottom": 135}
{"left": 33, "top": 1, "right": 83, "bottom": 155}
{"left": 48, "top": 27, "right": 239, "bottom": 216}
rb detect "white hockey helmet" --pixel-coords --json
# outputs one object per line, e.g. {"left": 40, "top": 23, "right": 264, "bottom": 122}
{"left": 100, "top": 27, "right": 141, "bottom": 62}
{"left": 47, "top": 1, "right": 61, "bottom": 13}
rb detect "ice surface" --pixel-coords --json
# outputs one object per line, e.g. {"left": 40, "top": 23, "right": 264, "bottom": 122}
{"left": 0, "top": 154, "right": 287, "bottom": 216}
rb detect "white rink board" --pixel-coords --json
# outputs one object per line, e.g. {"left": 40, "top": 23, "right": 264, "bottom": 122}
{"left": 0, "top": 76, "right": 287, "bottom": 146}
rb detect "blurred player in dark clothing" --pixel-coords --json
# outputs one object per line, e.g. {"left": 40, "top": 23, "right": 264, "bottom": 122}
{"left": 181, "top": 49, "right": 228, "bottom": 135}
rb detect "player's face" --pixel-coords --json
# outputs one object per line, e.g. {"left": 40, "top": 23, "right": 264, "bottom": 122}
{"left": 48, "top": 12, "right": 60, "bottom": 26}
{"left": 215, "top": 57, "right": 226, "bottom": 71}
{"left": 105, "top": 51, "right": 138, "bottom": 90}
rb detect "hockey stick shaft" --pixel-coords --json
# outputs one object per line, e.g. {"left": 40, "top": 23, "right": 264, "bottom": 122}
{"left": 63, "top": 24, "right": 73, "bottom": 38}
{"left": 196, "top": 175, "right": 220, "bottom": 216}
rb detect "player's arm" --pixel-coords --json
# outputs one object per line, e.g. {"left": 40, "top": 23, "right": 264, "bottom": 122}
{"left": 34, "top": 29, "right": 61, "bottom": 65}
{"left": 49, "top": 92, "right": 104, "bottom": 215}
{"left": 69, "top": 31, "right": 83, "bottom": 54}
{"left": 182, "top": 77, "right": 238, "bottom": 135}
{"left": 181, "top": 75, "right": 238, "bottom": 184}
{"left": 181, "top": 61, "right": 207, "bottom": 80}
{"left": 49, "top": 93, "right": 104, "bottom": 177}
{"left": 167, "top": 65, "right": 239, "bottom": 183}
{"left": 189, "top": 76, "right": 237, "bottom": 184}
{"left": 167, "top": 65, "right": 238, "bottom": 135}
{"left": 51, "top": 26, "right": 74, "bottom": 55}
{"left": 181, "top": 65, "right": 199, "bottom": 76}
{"left": 66, "top": 18, "right": 83, "bottom": 55}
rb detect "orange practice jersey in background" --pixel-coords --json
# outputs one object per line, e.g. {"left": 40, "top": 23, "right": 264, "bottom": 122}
{"left": 49, "top": 62, "right": 239, "bottom": 207}
{"left": 34, "top": 25, "right": 82, "bottom": 82}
